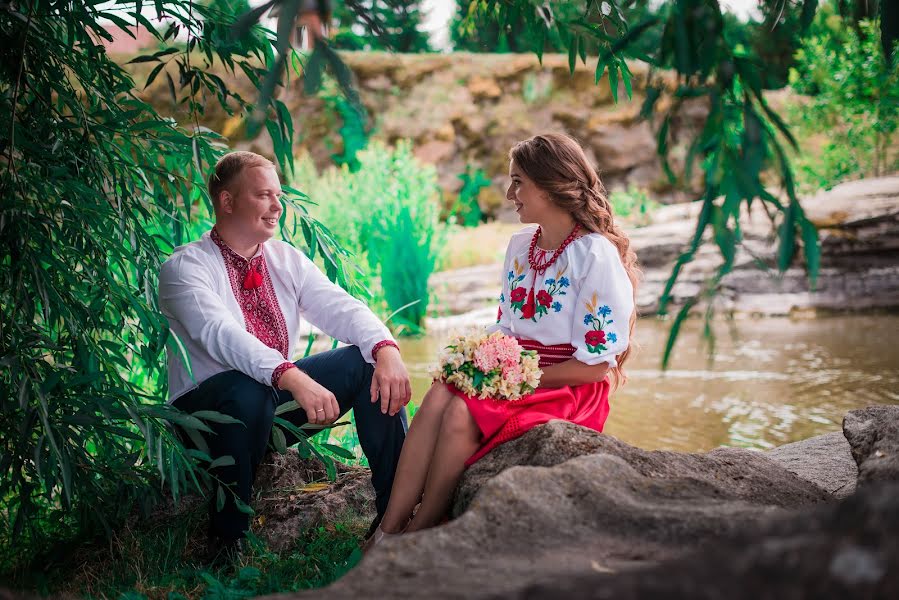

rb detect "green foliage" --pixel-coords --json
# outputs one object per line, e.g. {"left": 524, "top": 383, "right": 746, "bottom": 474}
{"left": 330, "top": 0, "right": 433, "bottom": 52}
{"left": 452, "top": 165, "right": 492, "bottom": 227}
{"left": 9, "top": 504, "right": 365, "bottom": 598}
{"left": 452, "top": 0, "right": 666, "bottom": 58}
{"left": 291, "top": 142, "right": 444, "bottom": 334}
{"left": 608, "top": 185, "right": 659, "bottom": 226}
{"left": 788, "top": 15, "right": 899, "bottom": 191}
{"left": 0, "top": 0, "right": 361, "bottom": 572}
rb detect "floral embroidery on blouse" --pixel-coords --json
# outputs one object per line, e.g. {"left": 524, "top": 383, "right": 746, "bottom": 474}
{"left": 507, "top": 258, "right": 570, "bottom": 322}
{"left": 582, "top": 292, "right": 618, "bottom": 354}
{"left": 211, "top": 228, "right": 291, "bottom": 360}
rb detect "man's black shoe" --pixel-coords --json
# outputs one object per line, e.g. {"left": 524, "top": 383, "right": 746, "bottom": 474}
{"left": 364, "top": 513, "right": 383, "bottom": 541}
{"left": 200, "top": 536, "right": 246, "bottom": 568}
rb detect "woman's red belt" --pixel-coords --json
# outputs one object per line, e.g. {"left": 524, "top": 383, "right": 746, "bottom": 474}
{"left": 516, "top": 338, "right": 575, "bottom": 367}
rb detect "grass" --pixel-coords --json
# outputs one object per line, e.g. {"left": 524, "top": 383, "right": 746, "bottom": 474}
{"left": 4, "top": 498, "right": 367, "bottom": 599}
{"left": 439, "top": 222, "right": 523, "bottom": 271}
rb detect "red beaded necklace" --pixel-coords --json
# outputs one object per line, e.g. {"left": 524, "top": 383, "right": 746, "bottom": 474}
{"left": 528, "top": 224, "right": 580, "bottom": 275}
{"left": 519, "top": 224, "right": 580, "bottom": 320}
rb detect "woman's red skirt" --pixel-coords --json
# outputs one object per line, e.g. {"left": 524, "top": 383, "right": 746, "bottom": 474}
{"left": 448, "top": 338, "right": 611, "bottom": 466}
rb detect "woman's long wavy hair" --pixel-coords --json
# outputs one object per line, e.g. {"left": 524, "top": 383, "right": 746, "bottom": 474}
{"left": 510, "top": 133, "right": 640, "bottom": 390}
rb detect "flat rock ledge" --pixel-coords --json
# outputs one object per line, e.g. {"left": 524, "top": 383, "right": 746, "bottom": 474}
{"left": 259, "top": 404, "right": 897, "bottom": 600}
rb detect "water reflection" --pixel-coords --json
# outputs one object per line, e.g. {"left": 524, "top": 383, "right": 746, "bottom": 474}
{"left": 394, "top": 315, "right": 899, "bottom": 452}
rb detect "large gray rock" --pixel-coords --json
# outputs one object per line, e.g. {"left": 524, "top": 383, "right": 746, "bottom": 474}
{"left": 843, "top": 405, "right": 899, "bottom": 488}
{"left": 767, "top": 431, "right": 858, "bottom": 499}
{"left": 502, "top": 482, "right": 899, "bottom": 599}
{"left": 276, "top": 422, "right": 830, "bottom": 600}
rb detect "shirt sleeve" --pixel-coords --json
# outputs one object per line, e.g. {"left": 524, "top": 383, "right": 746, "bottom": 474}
{"left": 293, "top": 250, "right": 395, "bottom": 364}
{"left": 571, "top": 241, "right": 634, "bottom": 366}
{"left": 486, "top": 247, "right": 514, "bottom": 337}
{"left": 158, "top": 253, "right": 289, "bottom": 387}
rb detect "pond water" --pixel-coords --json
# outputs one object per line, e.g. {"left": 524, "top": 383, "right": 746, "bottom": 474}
{"left": 394, "top": 315, "right": 899, "bottom": 452}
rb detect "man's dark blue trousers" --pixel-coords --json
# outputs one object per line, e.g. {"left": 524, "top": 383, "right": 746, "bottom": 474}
{"left": 173, "top": 345, "right": 406, "bottom": 541}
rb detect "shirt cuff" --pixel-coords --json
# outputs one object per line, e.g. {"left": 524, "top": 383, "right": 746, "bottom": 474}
{"left": 372, "top": 339, "right": 399, "bottom": 361}
{"left": 272, "top": 361, "right": 298, "bottom": 389}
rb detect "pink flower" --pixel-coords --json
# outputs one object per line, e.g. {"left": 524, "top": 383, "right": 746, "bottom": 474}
{"left": 502, "top": 364, "right": 524, "bottom": 386}
{"left": 473, "top": 344, "right": 500, "bottom": 371}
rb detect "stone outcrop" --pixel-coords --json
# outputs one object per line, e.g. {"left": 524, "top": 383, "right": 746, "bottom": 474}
{"left": 258, "top": 405, "right": 897, "bottom": 599}
{"left": 843, "top": 405, "right": 899, "bottom": 488}
{"left": 134, "top": 53, "right": 705, "bottom": 212}
{"left": 631, "top": 176, "right": 899, "bottom": 316}
{"left": 766, "top": 431, "right": 857, "bottom": 499}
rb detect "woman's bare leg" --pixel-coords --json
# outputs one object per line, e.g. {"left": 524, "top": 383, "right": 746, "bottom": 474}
{"left": 404, "top": 395, "right": 481, "bottom": 532}
{"left": 378, "top": 383, "right": 455, "bottom": 533}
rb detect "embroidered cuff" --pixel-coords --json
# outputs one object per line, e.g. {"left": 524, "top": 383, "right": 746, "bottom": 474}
{"left": 272, "top": 361, "right": 298, "bottom": 389}
{"left": 372, "top": 340, "right": 399, "bottom": 361}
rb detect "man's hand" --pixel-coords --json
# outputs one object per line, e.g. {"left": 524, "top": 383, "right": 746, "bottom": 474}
{"left": 370, "top": 346, "right": 411, "bottom": 416}
{"left": 278, "top": 368, "right": 340, "bottom": 425}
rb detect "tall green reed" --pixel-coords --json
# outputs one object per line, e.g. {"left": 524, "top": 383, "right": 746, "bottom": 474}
{"left": 291, "top": 141, "right": 444, "bottom": 335}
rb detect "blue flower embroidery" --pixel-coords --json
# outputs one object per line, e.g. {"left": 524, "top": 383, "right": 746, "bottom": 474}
{"left": 500, "top": 293, "right": 505, "bottom": 303}
{"left": 607, "top": 332, "right": 618, "bottom": 344}
{"left": 508, "top": 270, "right": 514, "bottom": 279}
{"left": 544, "top": 278, "right": 556, "bottom": 285}
{"left": 552, "top": 301, "right": 562, "bottom": 313}
{"left": 598, "top": 305, "right": 612, "bottom": 317}
{"left": 559, "top": 277, "right": 570, "bottom": 288}
{"left": 583, "top": 314, "right": 594, "bottom": 325}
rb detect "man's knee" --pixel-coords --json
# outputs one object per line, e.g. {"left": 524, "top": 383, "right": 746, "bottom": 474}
{"left": 200, "top": 370, "right": 274, "bottom": 429}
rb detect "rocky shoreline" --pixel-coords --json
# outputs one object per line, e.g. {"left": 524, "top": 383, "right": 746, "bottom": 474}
{"left": 255, "top": 404, "right": 898, "bottom": 599}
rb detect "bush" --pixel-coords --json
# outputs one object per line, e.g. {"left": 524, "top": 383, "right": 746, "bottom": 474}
{"left": 291, "top": 142, "right": 444, "bottom": 334}
{"left": 788, "top": 16, "right": 899, "bottom": 191}
{"left": 450, "top": 165, "right": 492, "bottom": 227}
{"left": 608, "top": 185, "right": 660, "bottom": 227}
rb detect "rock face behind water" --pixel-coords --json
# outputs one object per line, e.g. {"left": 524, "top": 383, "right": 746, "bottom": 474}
{"left": 632, "top": 176, "right": 899, "bottom": 316}
{"left": 263, "top": 405, "right": 898, "bottom": 600}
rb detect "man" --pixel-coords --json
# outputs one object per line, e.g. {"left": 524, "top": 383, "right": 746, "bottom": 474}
{"left": 158, "top": 151, "right": 410, "bottom": 553}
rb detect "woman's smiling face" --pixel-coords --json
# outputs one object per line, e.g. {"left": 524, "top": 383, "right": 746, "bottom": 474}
{"left": 507, "top": 159, "right": 555, "bottom": 224}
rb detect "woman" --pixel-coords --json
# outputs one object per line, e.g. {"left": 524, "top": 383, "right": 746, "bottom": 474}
{"left": 371, "top": 133, "right": 639, "bottom": 542}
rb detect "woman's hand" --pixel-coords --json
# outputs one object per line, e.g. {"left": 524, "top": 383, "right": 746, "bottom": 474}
{"left": 371, "top": 346, "right": 412, "bottom": 416}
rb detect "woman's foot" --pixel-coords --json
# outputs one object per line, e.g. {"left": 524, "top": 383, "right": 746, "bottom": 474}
{"left": 361, "top": 525, "right": 402, "bottom": 554}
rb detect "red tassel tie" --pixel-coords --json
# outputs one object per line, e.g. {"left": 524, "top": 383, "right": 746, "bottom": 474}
{"left": 243, "top": 265, "right": 263, "bottom": 290}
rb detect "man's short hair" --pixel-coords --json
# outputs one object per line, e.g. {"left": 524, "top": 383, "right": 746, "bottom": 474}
{"left": 208, "top": 151, "right": 276, "bottom": 207}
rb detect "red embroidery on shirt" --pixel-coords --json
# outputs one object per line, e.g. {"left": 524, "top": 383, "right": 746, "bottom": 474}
{"left": 212, "top": 228, "right": 291, "bottom": 360}
{"left": 272, "top": 361, "right": 297, "bottom": 388}
{"left": 372, "top": 339, "right": 399, "bottom": 361}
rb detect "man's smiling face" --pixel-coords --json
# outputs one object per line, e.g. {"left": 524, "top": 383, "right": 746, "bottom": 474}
{"left": 223, "top": 165, "right": 283, "bottom": 245}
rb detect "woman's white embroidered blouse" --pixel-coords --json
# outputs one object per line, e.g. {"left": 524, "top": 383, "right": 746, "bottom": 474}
{"left": 487, "top": 226, "right": 634, "bottom": 367}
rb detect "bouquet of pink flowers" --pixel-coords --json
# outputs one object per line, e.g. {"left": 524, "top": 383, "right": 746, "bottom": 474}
{"left": 431, "top": 331, "right": 542, "bottom": 401}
